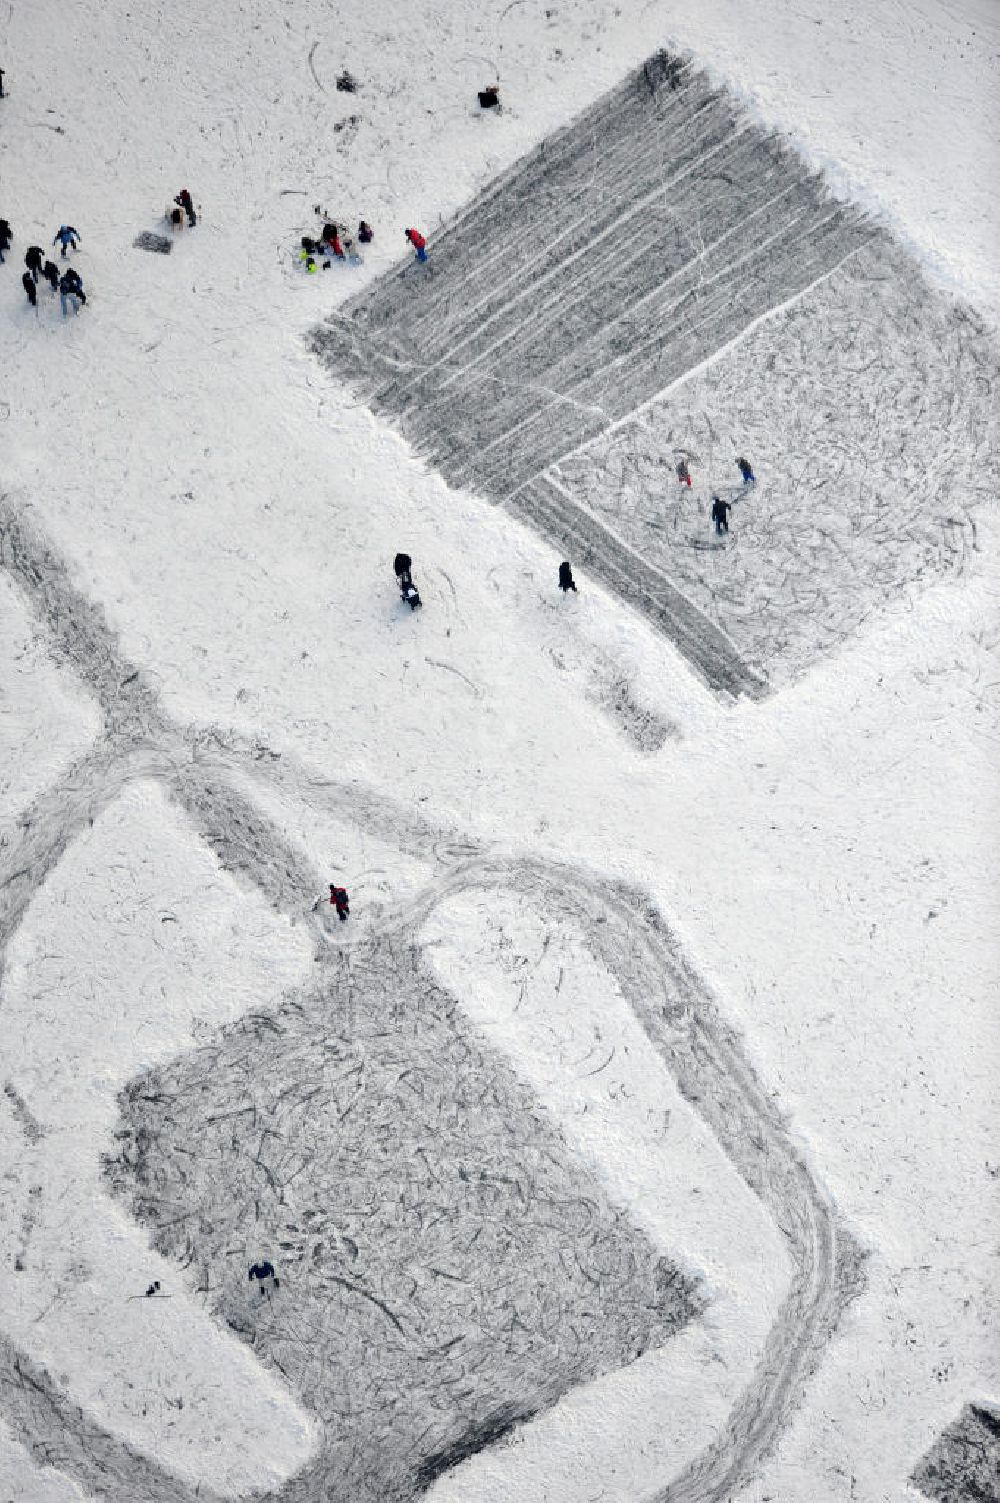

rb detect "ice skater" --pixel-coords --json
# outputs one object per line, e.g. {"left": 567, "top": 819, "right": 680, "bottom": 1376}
{"left": 52, "top": 224, "right": 81, "bottom": 257}
{"left": 736, "top": 455, "right": 755, "bottom": 488}
{"left": 0, "top": 217, "right": 11, "bottom": 262}
{"left": 329, "top": 884, "right": 350, "bottom": 922}
{"left": 710, "top": 495, "right": 731, "bottom": 535}
{"left": 558, "top": 561, "right": 577, "bottom": 593}
{"left": 676, "top": 457, "right": 692, "bottom": 487}
{"left": 21, "top": 270, "right": 36, "bottom": 308}
{"left": 24, "top": 244, "right": 44, "bottom": 282}
{"left": 404, "top": 227, "right": 427, "bottom": 262}
{"left": 249, "top": 1260, "right": 280, "bottom": 1297}
{"left": 174, "top": 188, "right": 196, "bottom": 227}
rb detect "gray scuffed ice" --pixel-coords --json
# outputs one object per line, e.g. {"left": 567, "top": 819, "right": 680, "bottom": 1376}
{"left": 311, "top": 50, "right": 999, "bottom": 696}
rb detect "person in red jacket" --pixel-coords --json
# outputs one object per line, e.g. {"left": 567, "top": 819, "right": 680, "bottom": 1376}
{"left": 404, "top": 227, "right": 427, "bottom": 262}
{"left": 329, "top": 884, "right": 350, "bottom": 922}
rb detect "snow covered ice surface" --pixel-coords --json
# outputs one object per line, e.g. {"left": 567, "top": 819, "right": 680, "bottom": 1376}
{"left": 1, "top": 2, "right": 998, "bottom": 1502}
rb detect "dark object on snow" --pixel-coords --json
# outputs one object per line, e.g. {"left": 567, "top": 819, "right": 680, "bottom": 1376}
{"left": 736, "top": 455, "right": 756, "bottom": 486}
{"left": 401, "top": 581, "right": 422, "bottom": 610}
{"left": 0, "top": 218, "right": 11, "bottom": 261}
{"left": 676, "top": 458, "right": 692, "bottom": 486}
{"left": 169, "top": 206, "right": 184, "bottom": 228}
{"left": 145, "top": 1280, "right": 161, "bottom": 1297}
{"left": 558, "top": 561, "right": 577, "bottom": 593}
{"left": 710, "top": 495, "right": 731, "bottom": 535}
{"left": 25, "top": 244, "right": 44, "bottom": 279}
{"left": 41, "top": 259, "right": 60, "bottom": 289}
{"left": 21, "top": 270, "right": 36, "bottom": 307}
{"left": 336, "top": 69, "right": 358, "bottom": 92}
{"left": 0, "top": 66, "right": 5, "bottom": 99}
{"left": 329, "top": 885, "right": 350, "bottom": 922}
{"left": 174, "top": 189, "right": 196, "bottom": 227}
{"left": 478, "top": 84, "right": 500, "bottom": 109}
{"left": 301, "top": 235, "right": 319, "bottom": 253}
{"left": 358, "top": 219, "right": 373, "bottom": 244}
{"left": 393, "top": 552, "right": 412, "bottom": 581}
{"left": 134, "top": 231, "right": 173, "bottom": 254}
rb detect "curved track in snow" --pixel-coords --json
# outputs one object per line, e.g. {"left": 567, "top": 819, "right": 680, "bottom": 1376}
{"left": 0, "top": 496, "right": 861, "bottom": 1501}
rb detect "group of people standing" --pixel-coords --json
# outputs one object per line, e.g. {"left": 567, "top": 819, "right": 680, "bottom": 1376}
{"left": 299, "top": 214, "right": 374, "bottom": 273}
{"left": 10, "top": 228, "right": 87, "bottom": 315}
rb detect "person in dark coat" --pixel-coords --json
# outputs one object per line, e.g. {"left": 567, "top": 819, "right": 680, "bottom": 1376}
{"left": 175, "top": 189, "right": 196, "bottom": 227}
{"left": 21, "top": 269, "right": 36, "bottom": 307}
{"left": 24, "top": 244, "right": 44, "bottom": 281}
{"left": 0, "top": 66, "right": 6, "bottom": 99}
{"left": 404, "top": 227, "right": 427, "bottom": 262}
{"left": 676, "top": 457, "right": 692, "bottom": 487}
{"left": 558, "top": 561, "right": 577, "bottom": 593}
{"left": 0, "top": 218, "right": 11, "bottom": 262}
{"left": 393, "top": 552, "right": 412, "bottom": 585}
{"left": 59, "top": 268, "right": 86, "bottom": 315}
{"left": 736, "top": 455, "right": 755, "bottom": 487}
{"left": 358, "top": 219, "right": 373, "bottom": 244}
{"left": 41, "top": 259, "right": 60, "bottom": 292}
{"left": 329, "top": 885, "right": 350, "bottom": 922}
{"left": 249, "top": 1261, "right": 279, "bottom": 1296}
{"left": 710, "top": 495, "right": 731, "bottom": 535}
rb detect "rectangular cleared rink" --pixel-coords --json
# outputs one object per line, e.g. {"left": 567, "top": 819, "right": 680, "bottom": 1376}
{"left": 312, "top": 52, "right": 873, "bottom": 696}
{"left": 313, "top": 51, "right": 1000, "bottom": 699}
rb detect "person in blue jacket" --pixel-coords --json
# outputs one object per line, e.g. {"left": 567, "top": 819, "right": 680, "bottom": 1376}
{"left": 53, "top": 224, "right": 81, "bottom": 257}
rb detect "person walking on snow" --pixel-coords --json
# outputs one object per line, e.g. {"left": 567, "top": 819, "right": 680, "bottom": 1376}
{"left": 0, "top": 218, "right": 11, "bottom": 263}
{"left": 329, "top": 885, "right": 350, "bottom": 922}
{"left": 21, "top": 270, "right": 36, "bottom": 308}
{"left": 52, "top": 224, "right": 80, "bottom": 257}
{"left": 24, "top": 245, "right": 44, "bottom": 281}
{"left": 404, "top": 227, "right": 427, "bottom": 262}
{"left": 558, "top": 561, "right": 577, "bottom": 593}
{"left": 736, "top": 455, "right": 755, "bottom": 487}
{"left": 59, "top": 267, "right": 85, "bottom": 315}
{"left": 41, "top": 259, "right": 60, "bottom": 293}
{"left": 711, "top": 495, "right": 731, "bottom": 535}
{"left": 174, "top": 189, "right": 196, "bottom": 227}
{"left": 358, "top": 219, "right": 373, "bottom": 244}
{"left": 393, "top": 552, "right": 413, "bottom": 586}
{"left": 676, "top": 457, "right": 692, "bottom": 487}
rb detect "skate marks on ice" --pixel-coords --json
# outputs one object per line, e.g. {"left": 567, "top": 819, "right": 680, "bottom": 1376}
{"left": 106, "top": 935, "right": 702, "bottom": 1503}
{"left": 311, "top": 50, "right": 875, "bottom": 697}
{"left": 313, "top": 51, "right": 1000, "bottom": 692}
{"left": 557, "top": 242, "right": 1000, "bottom": 685}
{"left": 911, "top": 1402, "right": 1000, "bottom": 1503}
{"left": 0, "top": 500, "right": 862, "bottom": 1501}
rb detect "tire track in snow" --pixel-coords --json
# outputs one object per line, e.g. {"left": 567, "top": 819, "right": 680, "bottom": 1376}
{"left": 0, "top": 500, "right": 861, "bottom": 1499}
